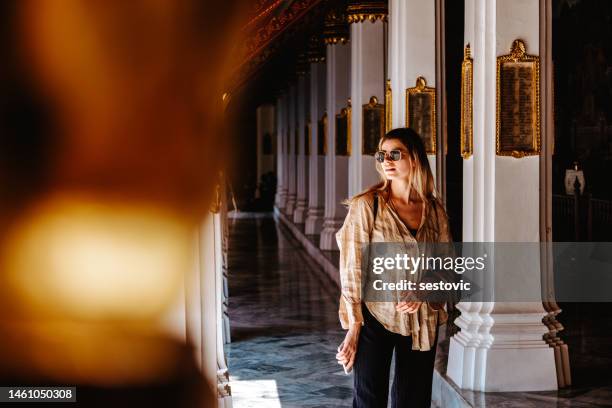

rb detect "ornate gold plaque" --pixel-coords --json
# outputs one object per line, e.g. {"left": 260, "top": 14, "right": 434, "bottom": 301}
{"left": 319, "top": 113, "right": 327, "bottom": 155}
{"left": 496, "top": 39, "right": 540, "bottom": 158}
{"left": 363, "top": 96, "right": 385, "bottom": 155}
{"left": 305, "top": 122, "right": 311, "bottom": 156}
{"left": 385, "top": 79, "right": 392, "bottom": 133}
{"left": 461, "top": 44, "right": 473, "bottom": 158}
{"left": 406, "top": 76, "right": 436, "bottom": 154}
{"left": 335, "top": 105, "right": 349, "bottom": 156}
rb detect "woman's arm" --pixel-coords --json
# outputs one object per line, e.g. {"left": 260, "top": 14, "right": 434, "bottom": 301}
{"left": 336, "top": 197, "right": 373, "bottom": 327}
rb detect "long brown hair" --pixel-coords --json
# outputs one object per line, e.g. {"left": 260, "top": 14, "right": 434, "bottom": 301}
{"left": 348, "top": 127, "right": 438, "bottom": 207}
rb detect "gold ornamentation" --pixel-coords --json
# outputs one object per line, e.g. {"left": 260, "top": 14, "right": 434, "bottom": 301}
{"left": 347, "top": 1, "right": 388, "bottom": 24}
{"left": 231, "top": 0, "right": 321, "bottom": 90}
{"left": 307, "top": 35, "right": 326, "bottom": 63}
{"left": 385, "top": 79, "right": 392, "bottom": 133}
{"left": 363, "top": 96, "right": 385, "bottom": 155}
{"left": 496, "top": 39, "right": 541, "bottom": 158}
{"left": 324, "top": 9, "right": 349, "bottom": 45}
{"left": 406, "top": 76, "right": 437, "bottom": 154}
{"left": 461, "top": 44, "right": 473, "bottom": 158}
{"left": 321, "top": 112, "right": 328, "bottom": 155}
{"left": 296, "top": 52, "right": 308, "bottom": 76}
{"left": 347, "top": 99, "right": 352, "bottom": 155}
{"left": 335, "top": 101, "right": 350, "bottom": 156}
{"left": 210, "top": 177, "right": 222, "bottom": 214}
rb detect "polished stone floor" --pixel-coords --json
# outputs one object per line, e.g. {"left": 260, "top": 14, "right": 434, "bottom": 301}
{"left": 226, "top": 214, "right": 353, "bottom": 408}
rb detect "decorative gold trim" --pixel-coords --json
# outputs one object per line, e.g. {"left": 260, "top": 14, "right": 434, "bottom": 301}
{"left": 362, "top": 96, "right": 385, "bottom": 155}
{"left": 307, "top": 35, "right": 326, "bottom": 63}
{"left": 335, "top": 101, "right": 350, "bottom": 156}
{"left": 347, "top": 13, "right": 387, "bottom": 23}
{"left": 324, "top": 9, "right": 349, "bottom": 45}
{"left": 222, "top": 92, "right": 232, "bottom": 111}
{"left": 210, "top": 181, "right": 221, "bottom": 213}
{"left": 296, "top": 52, "right": 308, "bottom": 76}
{"left": 322, "top": 112, "right": 328, "bottom": 155}
{"left": 347, "top": 2, "right": 388, "bottom": 24}
{"left": 385, "top": 79, "right": 392, "bottom": 133}
{"left": 347, "top": 99, "right": 352, "bottom": 155}
{"left": 406, "top": 76, "right": 437, "bottom": 154}
{"left": 461, "top": 44, "right": 473, "bottom": 158}
{"left": 496, "top": 39, "right": 541, "bottom": 158}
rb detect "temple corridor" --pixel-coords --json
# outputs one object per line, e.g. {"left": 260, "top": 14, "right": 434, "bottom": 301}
{"left": 225, "top": 214, "right": 353, "bottom": 407}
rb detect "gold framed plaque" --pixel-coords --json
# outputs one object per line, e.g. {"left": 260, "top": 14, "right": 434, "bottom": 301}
{"left": 385, "top": 79, "right": 392, "bottom": 133}
{"left": 363, "top": 96, "right": 385, "bottom": 155}
{"left": 406, "top": 76, "right": 436, "bottom": 154}
{"left": 305, "top": 122, "right": 311, "bottom": 155}
{"left": 335, "top": 105, "right": 350, "bottom": 156}
{"left": 496, "top": 39, "right": 540, "bottom": 158}
{"left": 461, "top": 44, "right": 474, "bottom": 158}
{"left": 318, "top": 113, "right": 327, "bottom": 155}
{"left": 347, "top": 100, "right": 352, "bottom": 155}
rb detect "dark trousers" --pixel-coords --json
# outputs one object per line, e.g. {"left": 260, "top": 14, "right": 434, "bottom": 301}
{"left": 353, "top": 304, "right": 438, "bottom": 408}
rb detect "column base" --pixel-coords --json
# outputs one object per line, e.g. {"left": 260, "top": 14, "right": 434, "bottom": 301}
{"left": 285, "top": 194, "right": 297, "bottom": 217}
{"left": 293, "top": 199, "right": 308, "bottom": 224}
{"left": 275, "top": 189, "right": 288, "bottom": 210}
{"left": 319, "top": 218, "right": 343, "bottom": 250}
{"left": 305, "top": 207, "right": 325, "bottom": 234}
{"left": 447, "top": 310, "right": 558, "bottom": 392}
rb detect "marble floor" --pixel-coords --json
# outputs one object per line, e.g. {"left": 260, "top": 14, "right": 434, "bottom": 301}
{"left": 226, "top": 214, "right": 353, "bottom": 407}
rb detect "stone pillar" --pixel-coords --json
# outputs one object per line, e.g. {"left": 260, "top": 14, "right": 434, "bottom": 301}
{"left": 285, "top": 85, "right": 297, "bottom": 216}
{"left": 275, "top": 94, "right": 288, "bottom": 209}
{"left": 306, "top": 37, "right": 327, "bottom": 235}
{"left": 347, "top": 1, "right": 387, "bottom": 198}
{"left": 320, "top": 7, "right": 351, "bottom": 251}
{"left": 388, "top": 0, "right": 437, "bottom": 180}
{"left": 294, "top": 56, "right": 310, "bottom": 224}
{"left": 190, "top": 197, "right": 232, "bottom": 405}
{"left": 446, "top": 0, "right": 557, "bottom": 392}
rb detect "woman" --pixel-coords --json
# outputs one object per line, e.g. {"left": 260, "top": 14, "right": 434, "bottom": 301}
{"left": 335, "top": 127, "right": 452, "bottom": 408}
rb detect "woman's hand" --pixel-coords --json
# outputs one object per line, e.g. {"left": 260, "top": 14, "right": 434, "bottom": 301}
{"left": 397, "top": 290, "right": 423, "bottom": 314}
{"left": 396, "top": 300, "right": 422, "bottom": 314}
{"left": 336, "top": 323, "right": 361, "bottom": 372}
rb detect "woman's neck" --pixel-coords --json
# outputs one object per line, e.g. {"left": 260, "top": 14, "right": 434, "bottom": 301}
{"left": 389, "top": 180, "right": 421, "bottom": 204}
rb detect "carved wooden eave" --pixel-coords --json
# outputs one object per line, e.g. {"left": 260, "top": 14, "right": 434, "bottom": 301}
{"left": 229, "top": 0, "right": 324, "bottom": 92}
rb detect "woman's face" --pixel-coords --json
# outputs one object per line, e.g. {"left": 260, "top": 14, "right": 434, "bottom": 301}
{"left": 379, "top": 138, "right": 412, "bottom": 181}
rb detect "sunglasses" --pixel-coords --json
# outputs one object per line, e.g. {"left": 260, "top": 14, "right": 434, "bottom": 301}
{"left": 374, "top": 149, "right": 403, "bottom": 163}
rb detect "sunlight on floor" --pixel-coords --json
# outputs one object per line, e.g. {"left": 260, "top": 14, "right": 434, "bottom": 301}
{"left": 230, "top": 378, "right": 282, "bottom": 408}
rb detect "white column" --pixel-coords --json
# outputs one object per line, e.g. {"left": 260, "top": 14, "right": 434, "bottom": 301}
{"left": 388, "top": 0, "right": 437, "bottom": 180}
{"left": 191, "top": 209, "right": 231, "bottom": 405}
{"left": 285, "top": 85, "right": 297, "bottom": 216}
{"left": 348, "top": 14, "right": 386, "bottom": 197}
{"left": 320, "top": 42, "right": 351, "bottom": 251}
{"left": 294, "top": 72, "right": 310, "bottom": 224}
{"left": 446, "top": 0, "right": 557, "bottom": 392}
{"left": 275, "top": 94, "right": 288, "bottom": 209}
{"left": 306, "top": 59, "right": 327, "bottom": 234}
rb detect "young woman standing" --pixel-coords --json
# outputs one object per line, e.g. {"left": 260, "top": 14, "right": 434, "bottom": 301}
{"left": 335, "top": 127, "right": 453, "bottom": 407}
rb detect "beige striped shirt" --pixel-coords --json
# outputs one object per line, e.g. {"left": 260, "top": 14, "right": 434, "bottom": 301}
{"left": 335, "top": 188, "right": 453, "bottom": 351}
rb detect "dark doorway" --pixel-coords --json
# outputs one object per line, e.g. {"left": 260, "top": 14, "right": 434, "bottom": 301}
{"left": 552, "top": 0, "right": 612, "bottom": 390}
{"left": 444, "top": 0, "right": 465, "bottom": 242}
{"left": 552, "top": 0, "right": 612, "bottom": 242}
